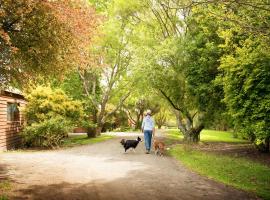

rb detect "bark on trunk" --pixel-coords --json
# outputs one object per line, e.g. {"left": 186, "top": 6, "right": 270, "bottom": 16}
{"left": 183, "top": 125, "right": 204, "bottom": 143}
{"left": 87, "top": 126, "right": 102, "bottom": 138}
{"left": 87, "top": 127, "right": 96, "bottom": 138}
{"left": 135, "top": 113, "right": 143, "bottom": 130}
{"left": 95, "top": 126, "right": 102, "bottom": 136}
{"left": 135, "top": 121, "right": 142, "bottom": 130}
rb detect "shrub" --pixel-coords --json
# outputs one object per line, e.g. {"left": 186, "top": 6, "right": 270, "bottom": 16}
{"left": 24, "top": 86, "right": 83, "bottom": 124}
{"left": 22, "top": 86, "right": 84, "bottom": 148}
{"left": 22, "top": 117, "right": 71, "bottom": 148}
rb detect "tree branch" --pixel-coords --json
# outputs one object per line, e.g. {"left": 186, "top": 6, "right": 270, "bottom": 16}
{"left": 77, "top": 67, "right": 90, "bottom": 97}
{"left": 124, "top": 107, "right": 136, "bottom": 125}
{"left": 159, "top": 88, "right": 182, "bottom": 112}
{"left": 159, "top": 88, "right": 193, "bottom": 128}
{"left": 102, "top": 92, "right": 131, "bottom": 123}
{"left": 191, "top": 111, "right": 198, "bottom": 120}
{"left": 77, "top": 67, "right": 99, "bottom": 109}
{"left": 173, "top": 109, "right": 187, "bottom": 134}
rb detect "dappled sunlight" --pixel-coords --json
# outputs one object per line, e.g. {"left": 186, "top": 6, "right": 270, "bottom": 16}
{"left": 1, "top": 152, "right": 149, "bottom": 185}
{"left": 2, "top": 138, "right": 255, "bottom": 200}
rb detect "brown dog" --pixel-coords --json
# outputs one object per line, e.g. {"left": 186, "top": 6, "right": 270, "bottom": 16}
{"left": 153, "top": 139, "right": 165, "bottom": 156}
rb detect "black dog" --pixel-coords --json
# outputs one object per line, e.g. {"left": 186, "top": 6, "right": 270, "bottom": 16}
{"left": 120, "top": 137, "right": 142, "bottom": 152}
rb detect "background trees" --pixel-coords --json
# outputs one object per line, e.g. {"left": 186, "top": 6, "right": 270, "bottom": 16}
{"left": 112, "top": 0, "right": 270, "bottom": 147}
{"left": 213, "top": 0, "right": 270, "bottom": 151}
{"left": 61, "top": 1, "right": 137, "bottom": 137}
{"left": 123, "top": 0, "right": 223, "bottom": 142}
{"left": 167, "top": 0, "right": 270, "bottom": 149}
{"left": 124, "top": 97, "right": 161, "bottom": 130}
{"left": 6, "top": 0, "right": 269, "bottom": 150}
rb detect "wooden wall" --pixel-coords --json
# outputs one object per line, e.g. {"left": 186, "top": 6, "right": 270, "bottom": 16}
{"left": 0, "top": 94, "right": 27, "bottom": 151}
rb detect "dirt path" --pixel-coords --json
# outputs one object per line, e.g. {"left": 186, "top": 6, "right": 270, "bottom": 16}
{"left": 1, "top": 133, "right": 257, "bottom": 200}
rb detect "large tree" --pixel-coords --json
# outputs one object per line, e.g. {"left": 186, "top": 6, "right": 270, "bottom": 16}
{"left": 125, "top": 0, "right": 225, "bottom": 142}
{"left": 74, "top": 1, "right": 138, "bottom": 137}
{"left": 158, "top": 0, "right": 270, "bottom": 147}
{"left": 0, "top": 0, "right": 97, "bottom": 87}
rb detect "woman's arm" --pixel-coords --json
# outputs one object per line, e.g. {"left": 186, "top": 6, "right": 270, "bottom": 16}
{"left": 152, "top": 118, "right": 155, "bottom": 137}
{"left": 141, "top": 118, "right": 145, "bottom": 133}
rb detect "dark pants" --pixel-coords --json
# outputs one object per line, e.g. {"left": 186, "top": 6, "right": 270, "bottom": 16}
{"left": 144, "top": 130, "right": 152, "bottom": 151}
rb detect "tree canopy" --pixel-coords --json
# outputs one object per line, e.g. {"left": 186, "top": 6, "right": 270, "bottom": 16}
{"left": 0, "top": 0, "right": 97, "bottom": 87}
{"left": 11, "top": 0, "right": 270, "bottom": 151}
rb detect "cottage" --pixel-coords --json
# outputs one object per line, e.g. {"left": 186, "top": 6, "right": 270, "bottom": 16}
{"left": 0, "top": 89, "right": 27, "bottom": 151}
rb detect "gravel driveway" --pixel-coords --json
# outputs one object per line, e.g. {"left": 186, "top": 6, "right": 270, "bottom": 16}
{"left": 1, "top": 133, "right": 257, "bottom": 200}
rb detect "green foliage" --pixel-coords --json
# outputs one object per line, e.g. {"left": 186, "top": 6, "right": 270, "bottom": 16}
{"left": 125, "top": 1, "right": 229, "bottom": 141}
{"left": 60, "top": 72, "right": 86, "bottom": 101}
{"left": 0, "top": 180, "right": 11, "bottom": 200}
{"left": 23, "top": 86, "right": 84, "bottom": 148}
{"left": 24, "top": 86, "right": 83, "bottom": 124}
{"left": 182, "top": 7, "right": 226, "bottom": 126}
{"left": 124, "top": 96, "right": 161, "bottom": 129}
{"left": 169, "top": 145, "right": 270, "bottom": 199}
{"left": 0, "top": 181, "right": 11, "bottom": 191}
{"left": 16, "top": 0, "right": 269, "bottom": 147}
{"left": 0, "top": 196, "right": 8, "bottom": 200}
{"left": 212, "top": 1, "right": 270, "bottom": 150}
{"left": 22, "top": 116, "right": 71, "bottom": 148}
{"left": 155, "top": 108, "right": 169, "bottom": 128}
{"left": 220, "top": 39, "right": 270, "bottom": 144}
{"left": 59, "top": 69, "right": 101, "bottom": 122}
{"left": 108, "top": 109, "right": 129, "bottom": 130}
{"left": 0, "top": 0, "right": 96, "bottom": 87}
{"left": 65, "top": 0, "right": 139, "bottom": 135}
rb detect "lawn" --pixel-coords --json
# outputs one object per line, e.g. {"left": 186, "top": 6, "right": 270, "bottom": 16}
{"left": 165, "top": 129, "right": 270, "bottom": 199}
{"left": 167, "top": 129, "right": 247, "bottom": 143}
{"left": 62, "top": 134, "right": 114, "bottom": 147}
{"left": 168, "top": 146, "right": 270, "bottom": 200}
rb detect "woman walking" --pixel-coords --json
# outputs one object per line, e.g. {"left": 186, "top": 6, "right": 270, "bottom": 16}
{"left": 141, "top": 109, "right": 155, "bottom": 154}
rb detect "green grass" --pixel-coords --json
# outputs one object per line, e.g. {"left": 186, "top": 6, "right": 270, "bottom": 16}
{"left": 169, "top": 146, "right": 270, "bottom": 199}
{"left": 0, "top": 196, "right": 8, "bottom": 200}
{"left": 62, "top": 134, "right": 114, "bottom": 147}
{"left": 0, "top": 180, "right": 11, "bottom": 200}
{"left": 167, "top": 129, "right": 247, "bottom": 143}
{"left": 0, "top": 181, "right": 11, "bottom": 190}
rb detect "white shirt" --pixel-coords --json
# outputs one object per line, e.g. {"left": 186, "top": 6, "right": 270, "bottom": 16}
{"left": 142, "top": 115, "right": 155, "bottom": 131}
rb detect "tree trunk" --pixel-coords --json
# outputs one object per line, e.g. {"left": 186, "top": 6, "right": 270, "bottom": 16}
{"left": 87, "top": 126, "right": 102, "bottom": 138}
{"left": 87, "top": 127, "right": 96, "bottom": 138}
{"left": 135, "top": 121, "right": 142, "bottom": 130}
{"left": 95, "top": 126, "right": 102, "bottom": 136}
{"left": 134, "top": 112, "right": 143, "bottom": 130}
{"left": 183, "top": 125, "right": 204, "bottom": 143}
{"left": 266, "top": 136, "right": 270, "bottom": 153}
